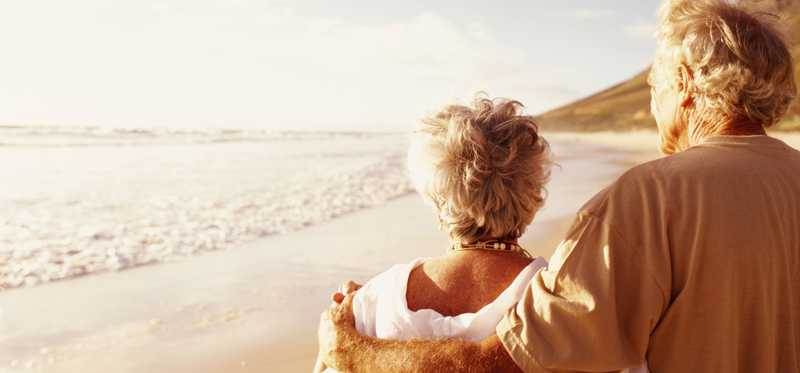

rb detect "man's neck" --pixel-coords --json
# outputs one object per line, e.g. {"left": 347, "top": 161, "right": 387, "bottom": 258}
{"left": 687, "top": 115, "right": 766, "bottom": 146}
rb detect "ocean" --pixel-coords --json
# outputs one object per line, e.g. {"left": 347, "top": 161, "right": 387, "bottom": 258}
{"left": 0, "top": 126, "right": 413, "bottom": 289}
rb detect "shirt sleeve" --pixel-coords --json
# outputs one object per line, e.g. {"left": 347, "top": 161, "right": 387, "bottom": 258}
{"left": 496, "top": 211, "right": 668, "bottom": 373}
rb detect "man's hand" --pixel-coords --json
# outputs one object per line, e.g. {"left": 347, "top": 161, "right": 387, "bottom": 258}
{"left": 318, "top": 292, "right": 360, "bottom": 371}
{"left": 331, "top": 280, "right": 362, "bottom": 304}
{"left": 315, "top": 280, "right": 362, "bottom": 372}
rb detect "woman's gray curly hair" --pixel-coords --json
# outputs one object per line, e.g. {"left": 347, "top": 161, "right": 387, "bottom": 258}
{"left": 651, "top": 0, "right": 797, "bottom": 127}
{"left": 407, "top": 96, "right": 551, "bottom": 244}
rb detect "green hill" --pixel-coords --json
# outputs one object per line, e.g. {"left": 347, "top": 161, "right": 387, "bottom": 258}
{"left": 540, "top": 2, "right": 800, "bottom": 132}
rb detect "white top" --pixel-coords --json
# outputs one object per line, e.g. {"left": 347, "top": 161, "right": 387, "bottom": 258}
{"left": 322, "top": 256, "right": 548, "bottom": 373}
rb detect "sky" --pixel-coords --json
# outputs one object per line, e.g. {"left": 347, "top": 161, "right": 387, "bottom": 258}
{"left": 0, "top": 0, "right": 660, "bottom": 131}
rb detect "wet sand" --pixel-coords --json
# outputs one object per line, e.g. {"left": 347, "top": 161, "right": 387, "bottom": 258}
{"left": 1, "top": 134, "right": 664, "bottom": 372}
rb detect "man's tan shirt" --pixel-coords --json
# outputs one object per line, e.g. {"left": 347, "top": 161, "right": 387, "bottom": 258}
{"left": 497, "top": 136, "right": 800, "bottom": 372}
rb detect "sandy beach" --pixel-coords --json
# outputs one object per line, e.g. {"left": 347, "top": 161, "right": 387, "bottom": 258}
{"left": 3, "top": 131, "right": 798, "bottom": 373}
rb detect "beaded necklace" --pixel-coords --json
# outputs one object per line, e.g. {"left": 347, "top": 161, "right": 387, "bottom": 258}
{"left": 450, "top": 239, "right": 532, "bottom": 259}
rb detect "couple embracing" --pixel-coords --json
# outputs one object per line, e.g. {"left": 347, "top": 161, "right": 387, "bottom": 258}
{"left": 317, "top": 1, "right": 800, "bottom": 372}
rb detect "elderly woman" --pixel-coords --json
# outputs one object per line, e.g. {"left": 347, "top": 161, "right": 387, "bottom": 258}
{"left": 314, "top": 96, "right": 551, "bottom": 372}
{"left": 318, "top": 0, "right": 800, "bottom": 372}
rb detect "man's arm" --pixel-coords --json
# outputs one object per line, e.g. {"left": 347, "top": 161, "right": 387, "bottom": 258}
{"left": 318, "top": 293, "right": 522, "bottom": 373}
{"left": 343, "top": 332, "right": 520, "bottom": 373}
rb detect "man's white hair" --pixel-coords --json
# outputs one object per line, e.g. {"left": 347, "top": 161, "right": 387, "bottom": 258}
{"left": 651, "top": 0, "right": 796, "bottom": 127}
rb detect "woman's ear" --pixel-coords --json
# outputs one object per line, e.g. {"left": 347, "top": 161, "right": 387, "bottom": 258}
{"left": 676, "top": 64, "right": 694, "bottom": 108}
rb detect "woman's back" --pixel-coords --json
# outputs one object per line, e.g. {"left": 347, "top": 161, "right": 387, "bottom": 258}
{"left": 406, "top": 252, "right": 534, "bottom": 316}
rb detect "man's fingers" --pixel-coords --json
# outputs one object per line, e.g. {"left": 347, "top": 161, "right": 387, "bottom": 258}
{"left": 330, "top": 280, "right": 361, "bottom": 305}
{"left": 344, "top": 280, "right": 361, "bottom": 294}
{"left": 341, "top": 292, "right": 355, "bottom": 311}
{"left": 339, "top": 280, "right": 362, "bottom": 295}
{"left": 331, "top": 292, "right": 356, "bottom": 325}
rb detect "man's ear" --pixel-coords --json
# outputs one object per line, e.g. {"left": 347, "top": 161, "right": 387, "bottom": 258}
{"left": 676, "top": 64, "right": 694, "bottom": 108}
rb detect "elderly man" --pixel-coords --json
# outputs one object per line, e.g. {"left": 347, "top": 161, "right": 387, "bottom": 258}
{"left": 318, "top": 0, "right": 800, "bottom": 372}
